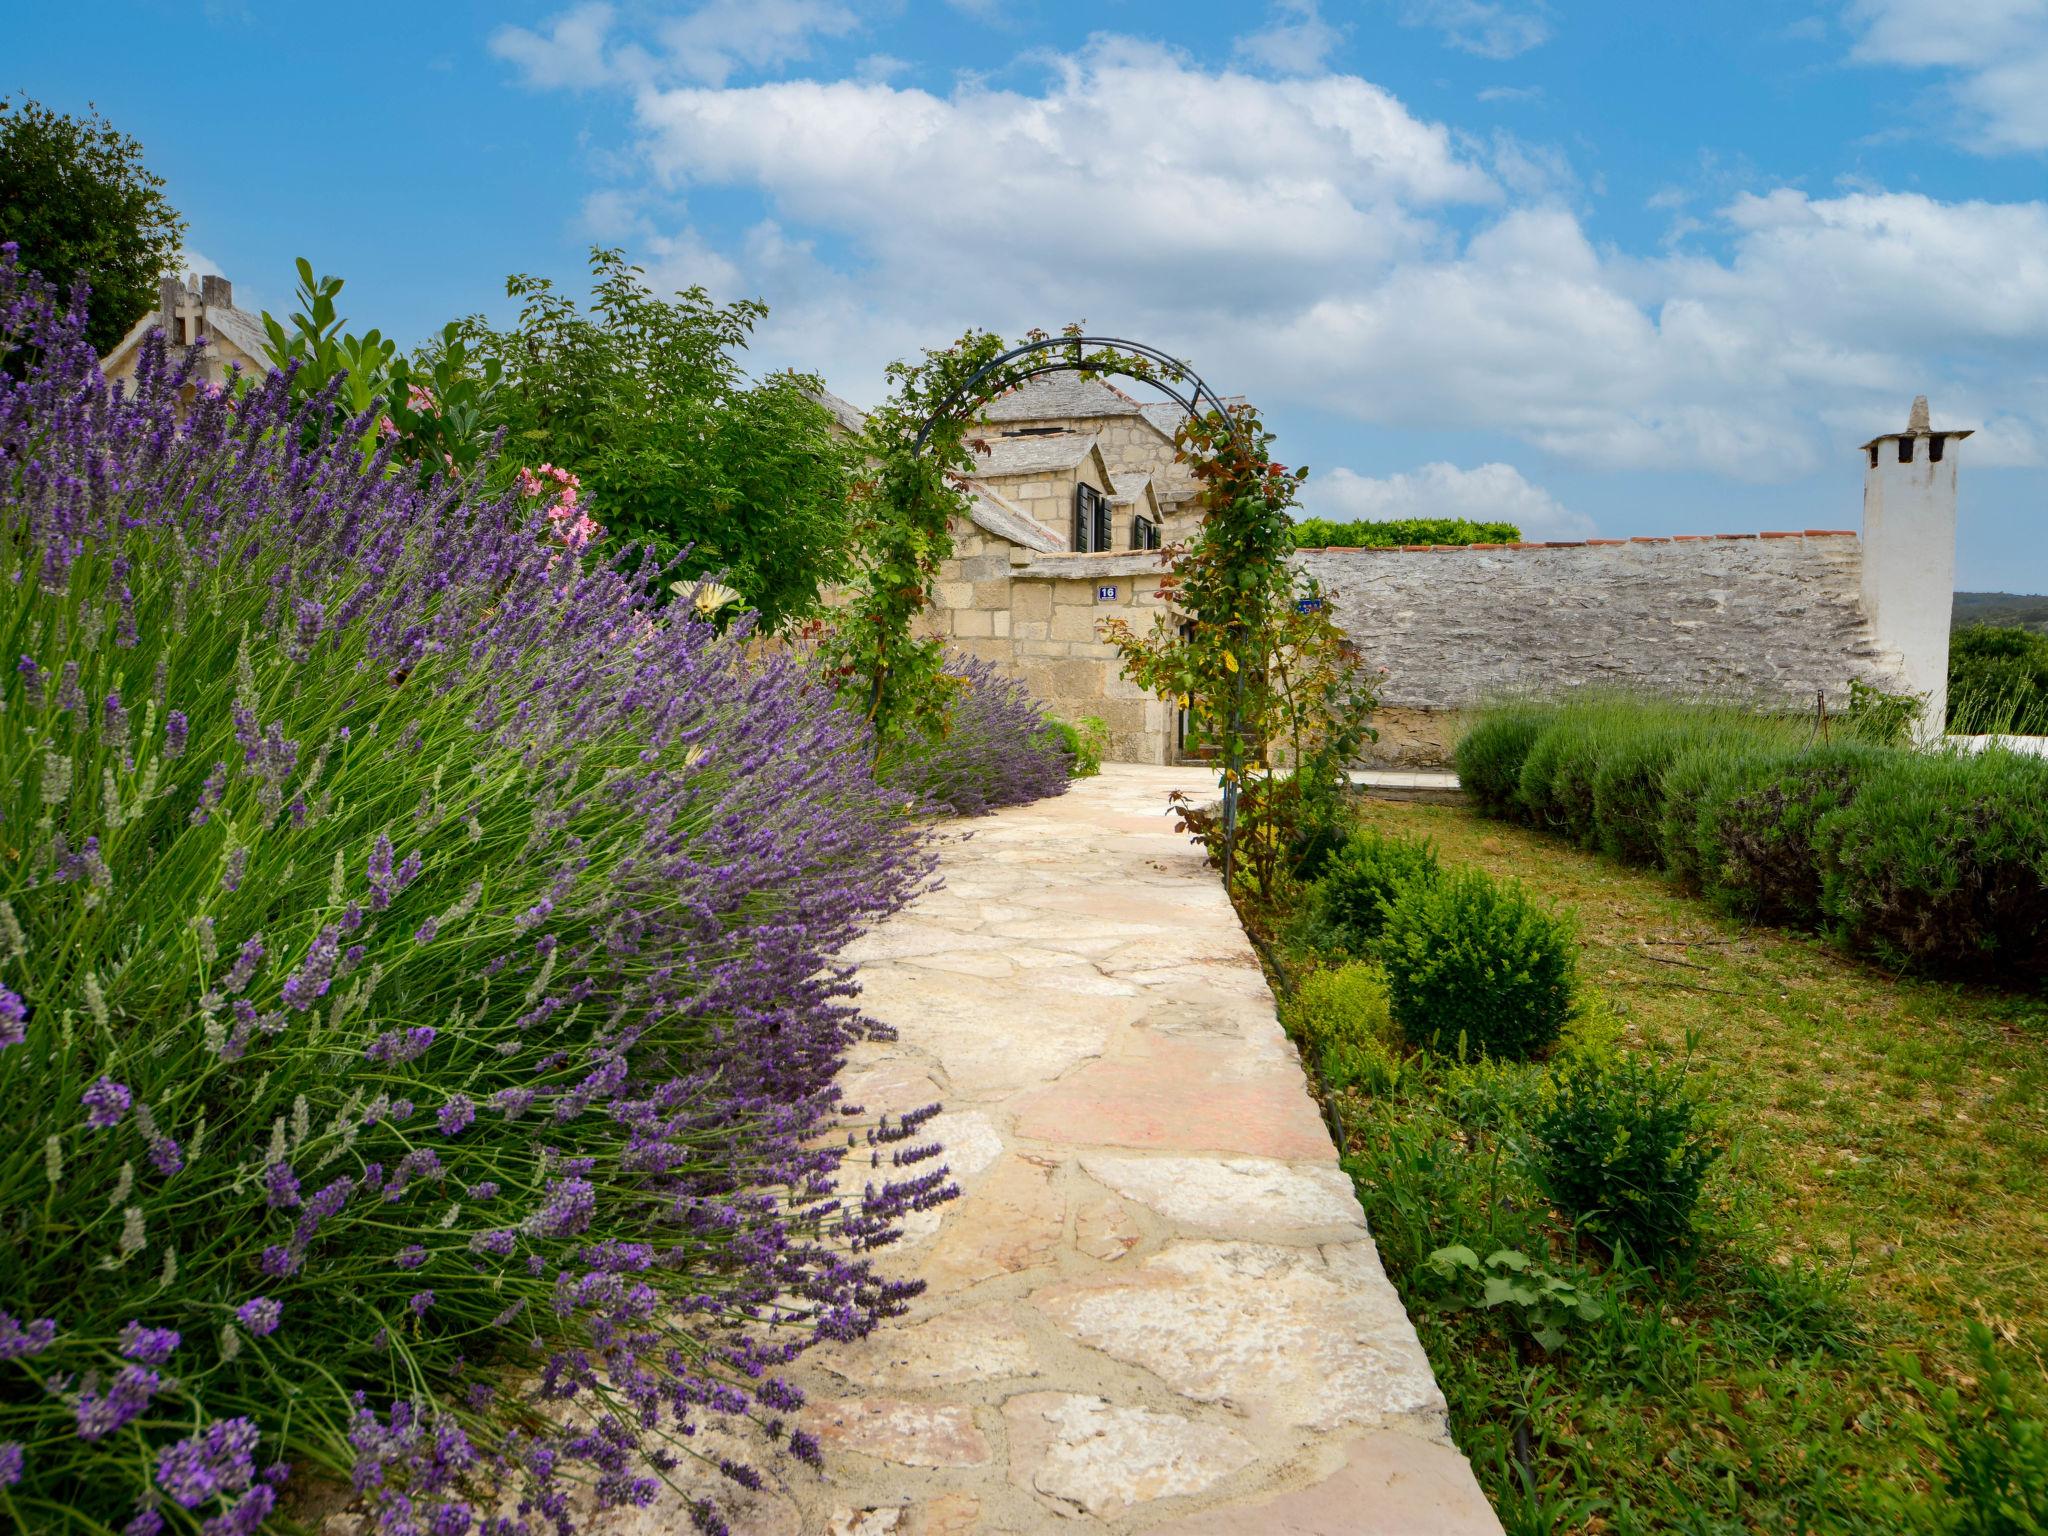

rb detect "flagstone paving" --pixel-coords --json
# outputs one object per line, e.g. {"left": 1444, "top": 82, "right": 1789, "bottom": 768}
{"left": 608, "top": 765, "right": 1500, "bottom": 1535}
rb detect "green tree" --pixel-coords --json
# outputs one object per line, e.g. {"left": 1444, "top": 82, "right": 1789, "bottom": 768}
{"left": 460, "top": 247, "right": 859, "bottom": 629}
{"left": 0, "top": 97, "right": 185, "bottom": 357}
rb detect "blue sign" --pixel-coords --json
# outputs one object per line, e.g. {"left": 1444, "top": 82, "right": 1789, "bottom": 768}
{"left": 1097, "top": 584, "right": 1119, "bottom": 601}
{"left": 1295, "top": 597, "right": 1323, "bottom": 613}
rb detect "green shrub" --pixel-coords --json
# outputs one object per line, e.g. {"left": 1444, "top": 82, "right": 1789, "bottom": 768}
{"left": 1318, "top": 1033, "right": 1405, "bottom": 1096}
{"left": 1382, "top": 869, "right": 1578, "bottom": 1058}
{"left": 1038, "top": 714, "right": 1109, "bottom": 779}
{"left": 1516, "top": 715, "right": 1610, "bottom": 844}
{"left": 1306, "top": 830, "right": 1441, "bottom": 953}
{"left": 1289, "top": 515, "right": 1520, "bottom": 550}
{"left": 1911, "top": 1321, "right": 2048, "bottom": 1536}
{"left": 1532, "top": 1053, "right": 1721, "bottom": 1262}
{"left": 1815, "top": 748, "right": 2048, "bottom": 981}
{"left": 1589, "top": 721, "right": 1717, "bottom": 865}
{"left": 1284, "top": 960, "right": 1396, "bottom": 1050}
{"left": 1948, "top": 624, "right": 2048, "bottom": 736}
{"left": 1687, "top": 743, "right": 1885, "bottom": 925}
{"left": 1454, "top": 707, "right": 1555, "bottom": 817}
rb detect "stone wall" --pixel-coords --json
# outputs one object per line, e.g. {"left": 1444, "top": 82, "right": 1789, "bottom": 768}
{"left": 928, "top": 531, "right": 1179, "bottom": 763}
{"left": 977, "top": 413, "right": 1197, "bottom": 525}
{"left": 1298, "top": 532, "right": 1906, "bottom": 766}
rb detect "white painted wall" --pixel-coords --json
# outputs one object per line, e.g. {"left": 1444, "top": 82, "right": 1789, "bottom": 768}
{"left": 1860, "top": 398, "right": 1967, "bottom": 743}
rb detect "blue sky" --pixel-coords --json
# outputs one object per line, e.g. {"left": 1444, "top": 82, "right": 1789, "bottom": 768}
{"left": 13, "top": 0, "right": 2048, "bottom": 587}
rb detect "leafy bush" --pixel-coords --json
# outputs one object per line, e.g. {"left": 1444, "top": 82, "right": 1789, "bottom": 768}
{"left": 1037, "top": 714, "right": 1108, "bottom": 779}
{"left": 1453, "top": 706, "right": 1554, "bottom": 817}
{"left": 1588, "top": 720, "right": 1722, "bottom": 866}
{"left": 1899, "top": 1321, "right": 2048, "bottom": 1536}
{"left": 1381, "top": 870, "right": 1578, "bottom": 1059}
{"left": 1531, "top": 1054, "right": 1721, "bottom": 1262}
{"left": 1423, "top": 1244, "right": 1605, "bottom": 1353}
{"left": 1684, "top": 744, "right": 1885, "bottom": 925}
{"left": 1814, "top": 748, "right": 2048, "bottom": 981}
{"left": 1305, "top": 830, "right": 1441, "bottom": 954}
{"left": 882, "top": 654, "right": 1070, "bottom": 816}
{"left": 1284, "top": 961, "right": 1395, "bottom": 1049}
{"left": 0, "top": 254, "right": 939, "bottom": 1535}
{"left": 1948, "top": 624, "right": 2048, "bottom": 736}
{"left": 1515, "top": 712, "right": 1613, "bottom": 844}
{"left": 1289, "top": 516, "right": 1520, "bottom": 549}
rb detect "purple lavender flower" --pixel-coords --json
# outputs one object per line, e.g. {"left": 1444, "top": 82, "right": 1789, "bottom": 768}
{"left": 0, "top": 1441, "right": 21, "bottom": 1488}
{"left": 264, "top": 1161, "right": 301, "bottom": 1209}
{"left": 74, "top": 1365, "right": 161, "bottom": 1440}
{"left": 118, "top": 1322, "right": 181, "bottom": 1364}
{"left": 156, "top": 1416, "right": 259, "bottom": 1507}
{"left": 203, "top": 1485, "right": 276, "bottom": 1536}
{"left": 82, "top": 1076, "right": 131, "bottom": 1130}
{"left": 407, "top": 1290, "right": 435, "bottom": 1317}
{"left": 279, "top": 926, "right": 340, "bottom": 1012}
{"left": 0, "top": 987, "right": 25, "bottom": 1050}
{"left": 103, "top": 691, "right": 131, "bottom": 752}
{"left": 163, "top": 709, "right": 189, "bottom": 759}
{"left": 220, "top": 845, "right": 247, "bottom": 893}
{"left": 530, "top": 1176, "right": 596, "bottom": 1237}
{"left": 367, "top": 833, "right": 396, "bottom": 910}
{"left": 465, "top": 1181, "right": 499, "bottom": 1201}
{"left": 124, "top": 1511, "right": 165, "bottom": 1536}
{"left": 190, "top": 761, "right": 227, "bottom": 826}
{"left": 16, "top": 655, "right": 42, "bottom": 705}
{"left": 436, "top": 1094, "right": 474, "bottom": 1137}
{"left": 259, "top": 1245, "right": 300, "bottom": 1278}
{"left": 235, "top": 1298, "right": 282, "bottom": 1337}
{"left": 222, "top": 934, "right": 265, "bottom": 995}
{"left": 363, "top": 1025, "right": 435, "bottom": 1064}
{"left": 395, "top": 1245, "right": 428, "bottom": 1271}
{"left": 0, "top": 1313, "right": 56, "bottom": 1360}
{"left": 148, "top": 1138, "right": 183, "bottom": 1177}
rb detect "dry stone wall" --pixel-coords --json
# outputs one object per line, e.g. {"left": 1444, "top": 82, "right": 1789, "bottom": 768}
{"left": 1298, "top": 532, "right": 1905, "bottom": 765}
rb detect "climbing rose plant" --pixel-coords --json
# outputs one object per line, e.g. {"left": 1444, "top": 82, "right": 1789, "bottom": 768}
{"left": 0, "top": 249, "right": 952, "bottom": 1536}
{"left": 1102, "top": 404, "right": 1378, "bottom": 896}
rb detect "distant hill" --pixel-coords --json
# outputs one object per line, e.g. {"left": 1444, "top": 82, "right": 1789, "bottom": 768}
{"left": 1954, "top": 592, "right": 2048, "bottom": 633}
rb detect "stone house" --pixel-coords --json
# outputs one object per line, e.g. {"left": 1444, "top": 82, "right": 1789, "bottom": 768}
{"left": 828, "top": 376, "right": 1969, "bottom": 768}
{"left": 101, "top": 273, "right": 269, "bottom": 395}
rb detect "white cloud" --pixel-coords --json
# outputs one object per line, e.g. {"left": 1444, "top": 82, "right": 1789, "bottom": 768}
{"left": 492, "top": 0, "right": 861, "bottom": 91}
{"left": 1399, "top": 1, "right": 1551, "bottom": 60}
{"left": 491, "top": 2, "right": 617, "bottom": 89}
{"left": 1302, "top": 462, "right": 1594, "bottom": 539}
{"left": 657, "top": 0, "right": 859, "bottom": 87}
{"left": 1846, "top": 0, "right": 2048, "bottom": 153}
{"left": 503, "top": 32, "right": 2048, "bottom": 488}
{"left": 1237, "top": 0, "right": 1344, "bottom": 75}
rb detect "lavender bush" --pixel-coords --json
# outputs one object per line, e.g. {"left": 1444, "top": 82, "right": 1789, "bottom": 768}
{"left": 0, "top": 250, "right": 948, "bottom": 1536}
{"left": 881, "top": 654, "right": 1073, "bottom": 817}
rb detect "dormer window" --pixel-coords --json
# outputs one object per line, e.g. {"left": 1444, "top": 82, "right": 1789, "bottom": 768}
{"left": 1074, "top": 484, "right": 1111, "bottom": 552}
{"left": 1131, "top": 516, "right": 1160, "bottom": 550}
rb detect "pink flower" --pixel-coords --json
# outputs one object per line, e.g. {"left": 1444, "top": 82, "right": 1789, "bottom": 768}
{"left": 406, "top": 383, "right": 437, "bottom": 414}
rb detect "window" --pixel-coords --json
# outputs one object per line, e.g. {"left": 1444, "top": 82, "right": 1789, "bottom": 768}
{"left": 1131, "top": 515, "right": 1160, "bottom": 550}
{"left": 1074, "top": 484, "right": 1111, "bottom": 552}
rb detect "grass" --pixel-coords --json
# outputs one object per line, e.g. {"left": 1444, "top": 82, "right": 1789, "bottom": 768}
{"left": 1302, "top": 797, "right": 2048, "bottom": 1534}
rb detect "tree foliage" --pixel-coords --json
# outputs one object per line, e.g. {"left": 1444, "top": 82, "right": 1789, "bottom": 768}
{"left": 1105, "top": 409, "right": 1379, "bottom": 895}
{"left": 1289, "top": 515, "right": 1519, "bottom": 549}
{"left": 0, "top": 97, "right": 185, "bottom": 358}
{"left": 458, "top": 247, "right": 859, "bottom": 629}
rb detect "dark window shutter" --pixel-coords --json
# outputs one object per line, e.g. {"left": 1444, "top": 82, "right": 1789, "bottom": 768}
{"left": 1074, "top": 485, "right": 1091, "bottom": 551}
{"left": 1094, "top": 493, "right": 1111, "bottom": 553}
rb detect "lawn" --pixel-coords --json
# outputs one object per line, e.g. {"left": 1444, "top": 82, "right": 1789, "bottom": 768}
{"left": 1313, "top": 796, "right": 2048, "bottom": 1535}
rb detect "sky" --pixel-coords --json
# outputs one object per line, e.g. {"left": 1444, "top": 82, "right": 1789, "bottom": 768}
{"left": 12, "top": 0, "right": 2048, "bottom": 588}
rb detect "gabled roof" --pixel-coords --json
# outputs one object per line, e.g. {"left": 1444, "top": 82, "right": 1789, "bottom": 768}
{"left": 812, "top": 387, "right": 868, "bottom": 436}
{"left": 954, "top": 477, "right": 1065, "bottom": 553}
{"left": 101, "top": 300, "right": 271, "bottom": 377}
{"left": 979, "top": 373, "right": 1146, "bottom": 422}
{"left": 1137, "top": 394, "right": 1249, "bottom": 441}
{"left": 1107, "top": 471, "right": 1156, "bottom": 507}
{"left": 969, "top": 431, "right": 1102, "bottom": 477}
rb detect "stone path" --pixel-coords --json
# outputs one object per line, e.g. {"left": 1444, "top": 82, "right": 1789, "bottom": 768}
{"left": 604, "top": 766, "right": 1500, "bottom": 1535}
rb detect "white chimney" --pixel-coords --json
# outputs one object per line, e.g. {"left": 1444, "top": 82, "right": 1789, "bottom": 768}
{"left": 1859, "top": 395, "right": 1969, "bottom": 743}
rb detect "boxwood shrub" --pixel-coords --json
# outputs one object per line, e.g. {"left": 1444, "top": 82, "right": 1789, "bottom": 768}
{"left": 1381, "top": 869, "right": 1578, "bottom": 1059}
{"left": 1305, "top": 829, "right": 1441, "bottom": 954}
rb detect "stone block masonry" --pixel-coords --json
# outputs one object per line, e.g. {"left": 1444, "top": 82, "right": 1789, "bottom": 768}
{"left": 584, "top": 766, "right": 1502, "bottom": 1533}
{"left": 1299, "top": 532, "right": 1908, "bottom": 766}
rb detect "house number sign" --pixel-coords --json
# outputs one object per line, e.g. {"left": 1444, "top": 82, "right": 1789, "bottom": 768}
{"left": 1097, "top": 584, "right": 1118, "bottom": 601}
{"left": 1295, "top": 597, "right": 1323, "bottom": 613}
